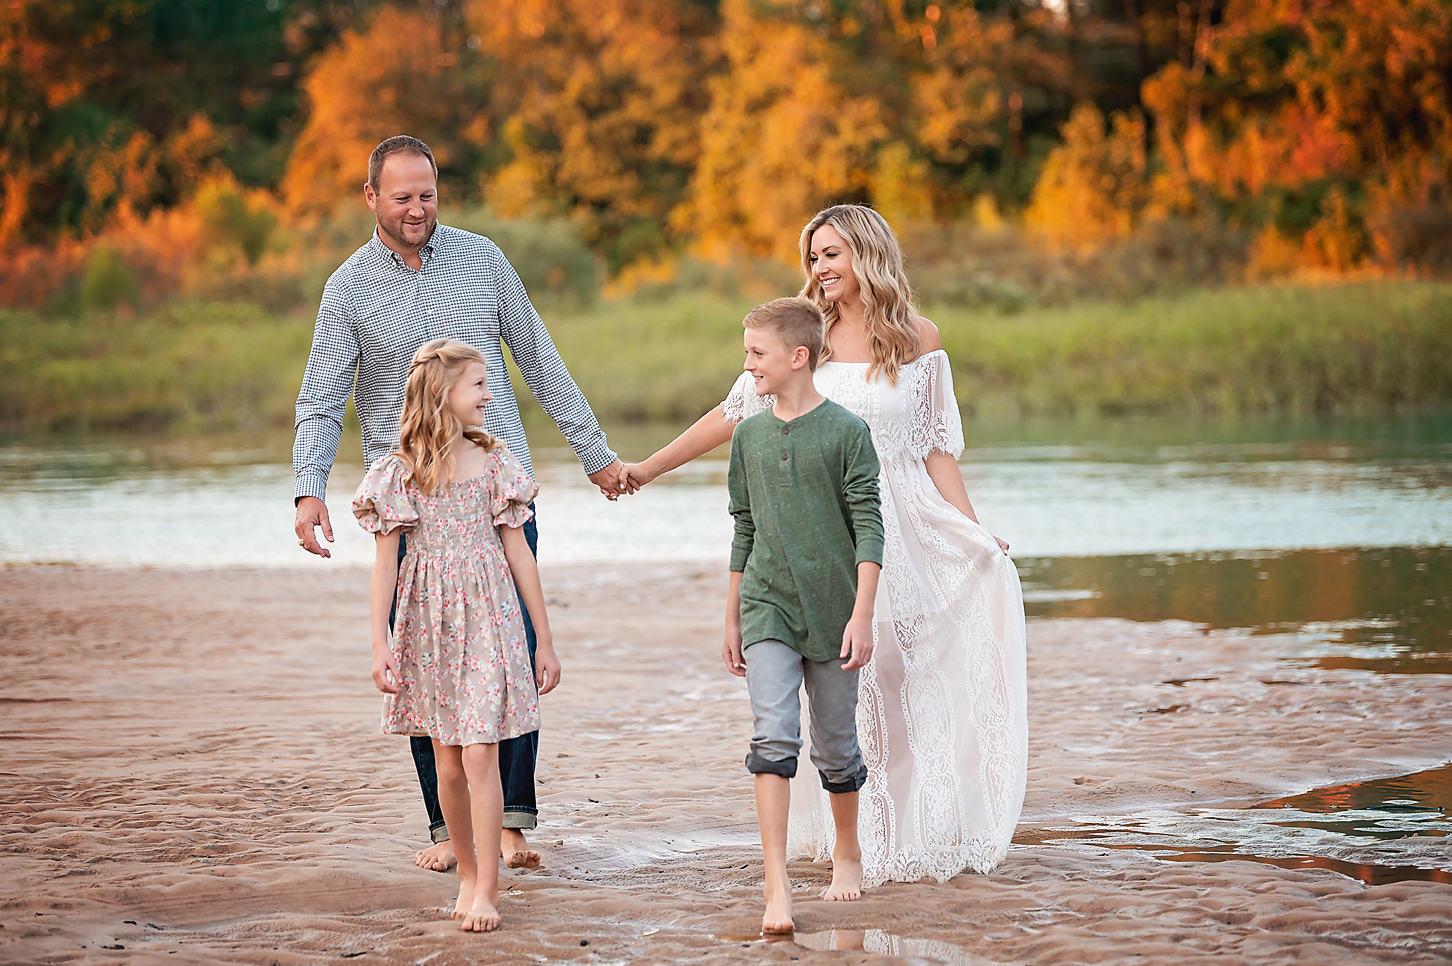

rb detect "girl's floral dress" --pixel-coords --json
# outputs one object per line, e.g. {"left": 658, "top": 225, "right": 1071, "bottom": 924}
{"left": 352, "top": 446, "right": 540, "bottom": 746}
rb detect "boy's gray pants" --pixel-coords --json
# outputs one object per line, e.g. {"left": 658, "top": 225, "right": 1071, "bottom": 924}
{"left": 743, "top": 638, "right": 868, "bottom": 794}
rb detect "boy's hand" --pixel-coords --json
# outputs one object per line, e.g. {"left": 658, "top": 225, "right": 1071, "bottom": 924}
{"left": 535, "top": 639, "right": 562, "bottom": 694}
{"left": 840, "top": 615, "right": 874, "bottom": 671}
{"left": 722, "top": 629, "right": 746, "bottom": 677}
{"left": 372, "top": 645, "right": 401, "bottom": 694}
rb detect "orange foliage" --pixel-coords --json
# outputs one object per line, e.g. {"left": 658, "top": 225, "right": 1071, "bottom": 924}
{"left": 280, "top": 6, "right": 489, "bottom": 213}
{"left": 1025, "top": 104, "right": 1149, "bottom": 252}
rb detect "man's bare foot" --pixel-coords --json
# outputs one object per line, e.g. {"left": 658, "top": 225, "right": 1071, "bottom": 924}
{"left": 415, "top": 839, "right": 456, "bottom": 873}
{"left": 761, "top": 889, "right": 794, "bottom": 934}
{"left": 451, "top": 878, "right": 475, "bottom": 921}
{"left": 460, "top": 894, "right": 501, "bottom": 933}
{"left": 500, "top": 828, "right": 541, "bottom": 869}
{"left": 823, "top": 854, "right": 863, "bottom": 901}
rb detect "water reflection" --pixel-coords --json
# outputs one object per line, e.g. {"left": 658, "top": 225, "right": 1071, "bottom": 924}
{"left": 1021, "top": 547, "right": 1452, "bottom": 671}
{"left": 1017, "top": 763, "right": 1452, "bottom": 885}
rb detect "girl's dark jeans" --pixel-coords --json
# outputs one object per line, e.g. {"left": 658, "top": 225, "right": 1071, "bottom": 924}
{"left": 391, "top": 509, "right": 541, "bottom": 844}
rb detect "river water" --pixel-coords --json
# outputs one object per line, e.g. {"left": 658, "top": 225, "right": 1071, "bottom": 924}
{"left": 3, "top": 414, "right": 1449, "bottom": 883}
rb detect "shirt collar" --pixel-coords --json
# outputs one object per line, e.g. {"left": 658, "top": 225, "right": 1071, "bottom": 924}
{"left": 369, "top": 224, "right": 444, "bottom": 268}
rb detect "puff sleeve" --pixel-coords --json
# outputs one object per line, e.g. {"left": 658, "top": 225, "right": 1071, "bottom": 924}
{"left": 909, "top": 350, "right": 965, "bottom": 460}
{"left": 488, "top": 447, "right": 539, "bottom": 528}
{"left": 721, "top": 371, "right": 773, "bottom": 424}
{"left": 352, "top": 455, "right": 420, "bottom": 535}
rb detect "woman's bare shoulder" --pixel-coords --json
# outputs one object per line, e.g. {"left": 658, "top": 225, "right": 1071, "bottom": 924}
{"left": 917, "top": 317, "right": 943, "bottom": 354}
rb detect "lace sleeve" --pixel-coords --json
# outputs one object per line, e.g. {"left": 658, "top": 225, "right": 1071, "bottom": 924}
{"left": 909, "top": 351, "right": 965, "bottom": 460}
{"left": 721, "top": 371, "right": 773, "bottom": 424}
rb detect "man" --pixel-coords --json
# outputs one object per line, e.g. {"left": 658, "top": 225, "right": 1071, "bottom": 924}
{"left": 293, "top": 135, "right": 628, "bottom": 872}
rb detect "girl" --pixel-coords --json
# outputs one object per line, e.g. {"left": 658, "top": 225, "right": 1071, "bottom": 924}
{"left": 624, "top": 205, "right": 1027, "bottom": 887}
{"left": 353, "top": 338, "right": 561, "bottom": 933}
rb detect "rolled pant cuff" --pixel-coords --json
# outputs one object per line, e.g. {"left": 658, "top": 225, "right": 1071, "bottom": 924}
{"left": 745, "top": 751, "right": 798, "bottom": 779}
{"left": 502, "top": 808, "right": 538, "bottom": 831}
{"left": 429, "top": 822, "right": 450, "bottom": 844}
{"left": 819, "top": 763, "right": 868, "bottom": 794}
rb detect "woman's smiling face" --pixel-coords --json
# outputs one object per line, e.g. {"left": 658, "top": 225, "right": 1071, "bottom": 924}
{"left": 808, "top": 224, "right": 860, "bottom": 305}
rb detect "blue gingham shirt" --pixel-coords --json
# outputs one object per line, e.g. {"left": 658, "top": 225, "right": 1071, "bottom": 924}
{"left": 292, "top": 224, "right": 616, "bottom": 502}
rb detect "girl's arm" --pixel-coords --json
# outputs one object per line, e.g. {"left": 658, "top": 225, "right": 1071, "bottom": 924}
{"left": 370, "top": 530, "right": 403, "bottom": 693}
{"left": 624, "top": 405, "right": 735, "bottom": 487}
{"left": 925, "top": 452, "right": 1010, "bottom": 554}
{"left": 501, "top": 523, "right": 561, "bottom": 694}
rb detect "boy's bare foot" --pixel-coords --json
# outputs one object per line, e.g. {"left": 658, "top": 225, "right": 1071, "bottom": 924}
{"left": 500, "top": 828, "right": 541, "bottom": 869}
{"left": 761, "top": 889, "right": 794, "bottom": 934}
{"left": 451, "top": 878, "right": 475, "bottom": 921}
{"left": 823, "top": 854, "right": 863, "bottom": 901}
{"left": 415, "top": 840, "right": 456, "bottom": 873}
{"left": 460, "top": 895, "right": 501, "bottom": 933}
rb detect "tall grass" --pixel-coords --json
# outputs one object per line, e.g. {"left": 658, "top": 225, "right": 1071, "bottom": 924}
{"left": 5, "top": 281, "right": 1449, "bottom": 436}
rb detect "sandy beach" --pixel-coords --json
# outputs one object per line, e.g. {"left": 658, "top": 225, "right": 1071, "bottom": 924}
{"left": 2, "top": 563, "right": 1449, "bottom": 965}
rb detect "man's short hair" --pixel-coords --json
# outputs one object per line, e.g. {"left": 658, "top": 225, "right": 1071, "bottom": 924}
{"left": 744, "top": 297, "right": 826, "bottom": 370}
{"left": 368, "top": 135, "right": 438, "bottom": 192}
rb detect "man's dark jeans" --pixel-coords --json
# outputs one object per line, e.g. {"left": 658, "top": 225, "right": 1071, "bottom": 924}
{"left": 391, "top": 510, "right": 540, "bottom": 844}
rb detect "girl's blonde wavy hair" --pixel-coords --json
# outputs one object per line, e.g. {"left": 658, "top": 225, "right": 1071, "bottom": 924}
{"left": 798, "top": 204, "right": 921, "bottom": 384}
{"left": 396, "top": 338, "right": 498, "bottom": 495}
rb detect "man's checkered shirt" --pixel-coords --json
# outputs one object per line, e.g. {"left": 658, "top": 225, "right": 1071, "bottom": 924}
{"left": 292, "top": 224, "right": 616, "bottom": 503}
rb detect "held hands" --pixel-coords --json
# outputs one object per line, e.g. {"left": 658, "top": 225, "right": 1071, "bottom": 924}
{"left": 587, "top": 459, "right": 638, "bottom": 501}
{"left": 840, "top": 614, "right": 875, "bottom": 671}
{"left": 535, "top": 639, "right": 562, "bottom": 695}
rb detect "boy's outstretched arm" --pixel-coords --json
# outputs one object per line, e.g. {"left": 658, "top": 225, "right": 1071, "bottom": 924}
{"left": 723, "top": 570, "right": 746, "bottom": 677}
{"left": 840, "top": 561, "right": 880, "bottom": 670}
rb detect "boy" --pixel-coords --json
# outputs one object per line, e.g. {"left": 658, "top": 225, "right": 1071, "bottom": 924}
{"left": 723, "top": 297, "right": 884, "bottom": 935}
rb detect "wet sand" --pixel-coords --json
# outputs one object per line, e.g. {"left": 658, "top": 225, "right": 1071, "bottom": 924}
{"left": 1, "top": 564, "right": 1449, "bottom": 965}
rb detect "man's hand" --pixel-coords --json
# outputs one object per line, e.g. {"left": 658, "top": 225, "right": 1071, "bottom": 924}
{"left": 296, "top": 496, "right": 334, "bottom": 557}
{"left": 372, "top": 645, "right": 401, "bottom": 694}
{"left": 587, "top": 459, "right": 635, "bottom": 501}
{"left": 840, "top": 614, "right": 875, "bottom": 671}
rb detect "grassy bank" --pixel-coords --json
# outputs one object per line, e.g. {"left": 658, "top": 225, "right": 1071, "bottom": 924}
{"left": 5, "top": 281, "right": 1450, "bottom": 435}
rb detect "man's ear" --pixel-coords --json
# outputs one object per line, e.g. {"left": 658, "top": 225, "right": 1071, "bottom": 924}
{"left": 364, "top": 182, "right": 378, "bottom": 213}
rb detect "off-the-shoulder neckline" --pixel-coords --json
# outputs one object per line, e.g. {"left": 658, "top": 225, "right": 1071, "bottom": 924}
{"left": 819, "top": 347, "right": 948, "bottom": 367}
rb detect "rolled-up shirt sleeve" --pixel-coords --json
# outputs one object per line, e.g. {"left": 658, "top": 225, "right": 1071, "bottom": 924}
{"left": 492, "top": 246, "right": 617, "bottom": 476}
{"left": 293, "top": 278, "right": 360, "bottom": 503}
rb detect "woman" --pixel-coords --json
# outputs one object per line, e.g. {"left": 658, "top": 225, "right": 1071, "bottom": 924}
{"left": 625, "top": 205, "right": 1027, "bottom": 885}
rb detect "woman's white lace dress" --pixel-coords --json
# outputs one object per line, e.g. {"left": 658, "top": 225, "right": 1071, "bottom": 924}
{"left": 722, "top": 350, "right": 1027, "bottom": 885}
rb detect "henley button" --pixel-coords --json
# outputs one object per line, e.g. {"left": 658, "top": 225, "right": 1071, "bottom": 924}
{"left": 783, "top": 427, "right": 789, "bottom": 435}
{"left": 781, "top": 453, "right": 788, "bottom": 461}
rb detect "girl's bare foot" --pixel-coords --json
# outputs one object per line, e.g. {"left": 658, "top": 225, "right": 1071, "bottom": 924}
{"left": 415, "top": 840, "right": 456, "bottom": 873}
{"left": 451, "top": 877, "right": 475, "bottom": 921}
{"left": 500, "top": 828, "right": 541, "bottom": 869}
{"left": 460, "top": 895, "right": 501, "bottom": 933}
{"left": 823, "top": 855, "right": 863, "bottom": 901}
{"left": 761, "top": 887, "right": 794, "bottom": 935}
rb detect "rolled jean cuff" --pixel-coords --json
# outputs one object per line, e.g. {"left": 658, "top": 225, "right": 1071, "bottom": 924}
{"left": 503, "top": 807, "right": 538, "bottom": 831}
{"left": 429, "top": 821, "right": 450, "bottom": 844}
{"left": 745, "top": 751, "right": 798, "bottom": 779}
{"left": 820, "top": 762, "right": 868, "bottom": 795}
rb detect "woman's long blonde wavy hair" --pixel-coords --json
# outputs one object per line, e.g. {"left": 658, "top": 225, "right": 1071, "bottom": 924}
{"left": 396, "top": 338, "right": 498, "bottom": 495}
{"left": 799, "top": 204, "right": 921, "bottom": 384}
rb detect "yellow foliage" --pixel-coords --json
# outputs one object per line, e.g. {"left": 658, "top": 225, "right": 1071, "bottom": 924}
{"left": 682, "top": 0, "right": 888, "bottom": 260}
{"left": 1025, "top": 103, "right": 1148, "bottom": 252}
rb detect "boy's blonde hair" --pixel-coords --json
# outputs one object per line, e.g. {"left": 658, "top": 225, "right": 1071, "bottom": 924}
{"left": 743, "top": 297, "right": 826, "bottom": 371}
{"left": 798, "top": 204, "right": 920, "bottom": 384}
{"left": 396, "top": 338, "right": 498, "bottom": 495}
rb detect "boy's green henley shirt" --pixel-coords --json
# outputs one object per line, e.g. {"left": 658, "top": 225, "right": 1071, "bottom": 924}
{"left": 728, "top": 397, "right": 885, "bottom": 663}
